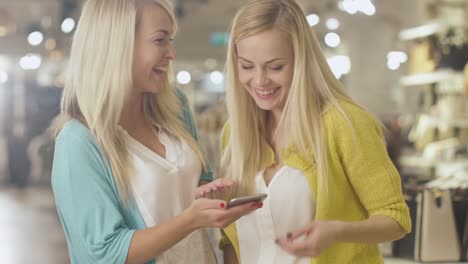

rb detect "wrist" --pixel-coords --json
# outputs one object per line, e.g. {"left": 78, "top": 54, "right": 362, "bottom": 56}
{"left": 180, "top": 208, "right": 199, "bottom": 232}
{"left": 330, "top": 221, "right": 348, "bottom": 243}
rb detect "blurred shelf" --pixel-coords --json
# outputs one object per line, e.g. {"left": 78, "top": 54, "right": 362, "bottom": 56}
{"left": 400, "top": 70, "right": 463, "bottom": 87}
{"left": 399, "top": 18, "right": 466, "bottom": 41}
{"left": 385, "top": 258, "right": 468, "bottom": 264}
{"left": 427, "top": 116, "right": 468, "bottom": 128}
{"left": 399, "top": 21, "right": 448, "bottom": 41}
{"left": 400, "top": 154, "right": 468, "bottom": 169}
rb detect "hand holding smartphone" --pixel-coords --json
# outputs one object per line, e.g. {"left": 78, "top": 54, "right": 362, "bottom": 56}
{"left": 227, "top": 193, "right": 267, "bottom": 208}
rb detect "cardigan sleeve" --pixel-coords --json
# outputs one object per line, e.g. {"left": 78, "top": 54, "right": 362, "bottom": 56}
{"left": 329, "top": 104, "right": 411, "bottom": 233}
{"left": 51, "top": 126, "right": 136, "bottom": 264}
{"left": 176, "top": 88, "right": 213, "bottom": 182}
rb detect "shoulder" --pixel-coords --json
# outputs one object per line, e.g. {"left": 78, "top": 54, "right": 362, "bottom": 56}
{"left": 323, "top": 100, "right": 381, "bottom": 134}
{"left": 52, "top": 120, "right": 110, "bottom": 191}
{"left": 57, "top": 119, "right": 95, "bottom": 143}
{"left": 55, "top": 119, "right": 103, "bottom": 161}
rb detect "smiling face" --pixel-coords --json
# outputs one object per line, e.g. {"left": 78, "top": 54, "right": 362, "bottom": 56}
{"left": 236, "top": 28, "right": 294, "bottom": 114}
{"left": 132, "top": 3, "right": 176, "bottom": 94}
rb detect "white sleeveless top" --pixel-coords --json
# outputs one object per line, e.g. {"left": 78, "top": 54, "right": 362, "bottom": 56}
{"left": 122, "top": 126, "right": 216, "bottom": 264}
{"left": 236, "top": 166, "right": 316, "bottom": 264}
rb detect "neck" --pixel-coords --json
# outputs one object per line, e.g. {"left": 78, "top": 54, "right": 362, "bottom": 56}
{"left": 266, "top": 109, "right": 286, "bottom": 153}
{"left": 120, "top": 91, "right": 146, "bottom": 131}
{"left": 267, "top": 108, "right": 285, "bottom": 136}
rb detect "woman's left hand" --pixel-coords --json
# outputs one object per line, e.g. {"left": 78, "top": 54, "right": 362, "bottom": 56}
{"left": 276, "top": 221, "right": 344, "bottom": 258}
{"left": 195, "top": 178, "right": 235, "bottom": 200}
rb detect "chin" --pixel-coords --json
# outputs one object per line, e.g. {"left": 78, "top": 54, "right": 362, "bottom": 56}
{"left": 254, "top": 102, "right": 277, "bottom": 111}
{"left": 143, "top": 86, "right": 163, "bottom": 94}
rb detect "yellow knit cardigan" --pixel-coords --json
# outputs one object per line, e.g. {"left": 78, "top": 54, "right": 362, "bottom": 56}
{"left": 220, "top": 101, "right": 411, "bottom": 264}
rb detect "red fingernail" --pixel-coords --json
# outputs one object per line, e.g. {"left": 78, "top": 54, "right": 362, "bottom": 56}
{"left": 251, "top": 203, "right": 257, "bottom": 207}
{"left": 220, "top": 203, "right": 225, "bottom": 208}
{"left": 257, "top": 202, "right": 263, "bottom": 208}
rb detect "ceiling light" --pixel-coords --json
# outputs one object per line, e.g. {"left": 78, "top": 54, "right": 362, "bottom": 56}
{"left": 61, "top": 18, "right": 75, "bottom": 33}
{"left": 387, "top": 59, "right": 400, "bottom": 70}
{"left": 19, "top": 54, "right": 42, "bottom": 70}
{"left": 306, "top": 14, "right": 320, "bottom": 27}
{"left": 387, "top": 51, "right": 407, "bottom": 63}
{"left": 324, "top": 32, "right": 341, "bottom": 48}
{"left": 176, "top": 71, "right": 191, "bottom": 85}
{"left": 326, "top": 18, "right": 340, "bottom": 30}
{"left": 27, "top": 31, "right": 44, "bottom": 46}
{"left": 327, "top": 55, "right": 351, "bottom": 79}
{"left": 210, "top": 71, "right": 224, "bottom": 84}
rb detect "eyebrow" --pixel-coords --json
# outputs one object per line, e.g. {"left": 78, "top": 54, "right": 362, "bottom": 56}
{"left": 238, "top": 57, "right": 286, "bottom": 64}
{"left": 151, "top": 29, "right": 171, "bottom": 36}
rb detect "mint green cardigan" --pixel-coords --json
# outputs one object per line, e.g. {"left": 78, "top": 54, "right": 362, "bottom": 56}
{"left": 51, "top": 90, "right": 212, "bottom": 264}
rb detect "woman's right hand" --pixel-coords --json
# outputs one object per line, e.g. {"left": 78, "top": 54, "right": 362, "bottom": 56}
{"left": 185, "top": 198, "right": 262, "bottom": 229}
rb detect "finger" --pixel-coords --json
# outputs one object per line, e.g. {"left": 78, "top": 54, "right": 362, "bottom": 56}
{"left": 226, "top": 202, "right": 261, "bottom": 217}
{"left": 218, "top": 178, "right": 235, "bottom": 188}
{"left": 288, "top": 223, "right": 315, "bottom": 240}
{"left": 212, "top": 187, "right": 220, "bottom": 200}
{"left": 213, "top": 202, "right": 260, "bottom": 227}
{"left": 197, "top": 198, "right": 228, "bottom": 209}
{"left": 211, "top": 178, "right": 234, "bottom": 190}
{"left": 194, "top": 184, "right": 212, "bottom": 198}
{"left": 194, "top": 188, "right": 209, "bottom": 199}
{"left": 277, "top": 239, "right": 312, "bottom": 257}
{"left": 200, "top": 187, "right": 212, "bottom": 199}
{"left": 195, "top": 192, "right": 204, "bottom": 199}
{"left": 207, "top": 189, "right": 213, "bottom": 199}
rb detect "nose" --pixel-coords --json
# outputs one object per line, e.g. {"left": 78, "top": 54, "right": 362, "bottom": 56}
{"left": 253, "top": 69, "right": 268, "bottom": 86}
{"left": 166, "top": 44, "right": 176, "bottom": 60}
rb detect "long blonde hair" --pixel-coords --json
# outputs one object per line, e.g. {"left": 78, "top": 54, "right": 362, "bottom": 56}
{"left": 221, "top": 0, "right": 353, "bottom": 196}
{"left": 53, "top": 0, "right": 206, "bottom": 203}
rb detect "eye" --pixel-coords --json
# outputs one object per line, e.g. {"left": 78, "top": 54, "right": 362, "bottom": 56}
{"left": 240, "top": 65, "right": 253, "bottom": 70}
{"left": 153, "top": 36, "right": 173, "bottom": 45}
{"left": 270, "top": 66, "right": 283, "bottom": 71}
{"left": 153, "top": 38, "right": 165, "bottom": 44}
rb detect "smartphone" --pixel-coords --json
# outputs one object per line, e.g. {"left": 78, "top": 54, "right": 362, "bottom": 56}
{"left": 227, "top": 193, "right": 268, "bottom": 208}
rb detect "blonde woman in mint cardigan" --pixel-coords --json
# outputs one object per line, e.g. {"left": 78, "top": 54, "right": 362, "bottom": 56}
{"left": 50, "top": 1, "right": 261, "bottom": 263}
{"left": 214, "top": 0, "right": 411, "bottom": 263}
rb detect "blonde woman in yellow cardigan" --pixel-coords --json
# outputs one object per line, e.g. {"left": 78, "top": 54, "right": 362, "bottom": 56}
{"left": 215, "top": 0, "right": 411, "bottom": 263}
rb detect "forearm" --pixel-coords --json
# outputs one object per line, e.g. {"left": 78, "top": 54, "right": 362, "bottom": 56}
{"left": 223, "top": 244, "right": 239, "bottom": 264}
{"left": 336, "top": 215, "right": 408, "bottom": 244}
{"left": 126, "top": 211, "right": 197, "bottom": 264}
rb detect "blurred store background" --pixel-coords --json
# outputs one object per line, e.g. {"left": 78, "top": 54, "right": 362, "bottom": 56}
{"left": 0, "top": 0, "right": 467, "bottom": 263}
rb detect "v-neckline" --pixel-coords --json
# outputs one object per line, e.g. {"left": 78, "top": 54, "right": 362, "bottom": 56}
{"left": 260, "top": 165, "right": 287, "bottom": 189}
{"left": 119, "top": 126, "right": 176, "bottom": 170}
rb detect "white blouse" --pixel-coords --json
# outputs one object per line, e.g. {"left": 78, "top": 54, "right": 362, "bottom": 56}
{"left": 236, "top": 166, "right": 316, "bottom": 264}
{"left": 122, "top": 126, "right": 216, "bottom": 264}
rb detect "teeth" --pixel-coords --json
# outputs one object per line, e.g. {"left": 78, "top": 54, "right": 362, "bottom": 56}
{"left": 256, "top": 89, "right": 276, "bottom": 95}
{"left": 153, "top": 66, "right": 167, "bottom": 72}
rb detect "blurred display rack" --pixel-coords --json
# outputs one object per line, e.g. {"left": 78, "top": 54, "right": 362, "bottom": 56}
{"left": 399, "top": 20, "right": 448, "bottom": 41}
{"left": 399, "top": 70, "right": 463, "bottom": 87}
{"left": 397, "top": 15, "right": 468, "bottom": 42}
{"left": 426, "top": 116, "right": 468, "bottom": 128}
{"left": 400, "top": 154, "right": 468, "bottom": 169}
